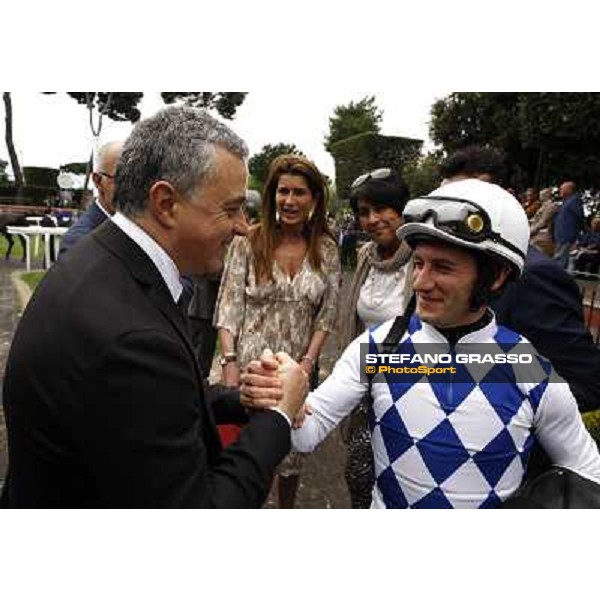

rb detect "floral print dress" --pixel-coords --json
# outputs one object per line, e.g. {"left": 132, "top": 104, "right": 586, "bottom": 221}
{"left": 215, "top": 235, "right": 341, "bottom": 369}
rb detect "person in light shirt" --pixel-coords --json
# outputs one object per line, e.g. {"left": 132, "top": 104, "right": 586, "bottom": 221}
{"left": 338, "top": 168, "right": 413, "bottom": 509}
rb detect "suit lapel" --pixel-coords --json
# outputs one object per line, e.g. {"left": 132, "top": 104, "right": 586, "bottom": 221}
{"left": 93, "top": 221, "right": 222, "bottom": 456}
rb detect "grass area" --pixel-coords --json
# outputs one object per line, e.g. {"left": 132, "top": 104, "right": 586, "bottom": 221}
{"left": 0, "top": 233, "right": 45, "bottom": 261}
{"left": 0, "top": 235, "right": 23, "bottom": 260}
{"left": 583, "top": 410, "right": 600, "bottom": 447}
{"left": 20, "top": 271, "right": 46, "bottom": 292}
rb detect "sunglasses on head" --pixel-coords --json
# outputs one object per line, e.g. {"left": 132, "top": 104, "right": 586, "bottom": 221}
{"left": 351, "top": 168, "right": 393, "bottom": 190}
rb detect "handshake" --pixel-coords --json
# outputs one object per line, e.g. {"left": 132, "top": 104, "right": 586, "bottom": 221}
{"left": 240, "top": 350, "right": 312, "bottom": 428}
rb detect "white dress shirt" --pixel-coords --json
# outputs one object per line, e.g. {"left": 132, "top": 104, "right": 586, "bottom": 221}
{"left": 112, "top": 212, "right": 183, "bottom": 303}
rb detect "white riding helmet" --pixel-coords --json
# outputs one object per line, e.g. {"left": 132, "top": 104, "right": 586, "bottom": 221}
{"left": 398, "top": 179, "right": 530, "bottom": 274}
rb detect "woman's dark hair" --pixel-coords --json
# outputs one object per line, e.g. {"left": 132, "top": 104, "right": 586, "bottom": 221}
{"left": 350, "top": 169, "right": 411, "bottom": 216}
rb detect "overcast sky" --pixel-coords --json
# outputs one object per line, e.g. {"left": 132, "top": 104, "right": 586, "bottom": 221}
{"left": 0, "top": 91, "right": 452, "bottom": 181}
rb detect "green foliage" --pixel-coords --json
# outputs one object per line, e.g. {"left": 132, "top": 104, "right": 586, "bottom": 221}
{"left": 67, "top": 93, "right": 143, "bottom": 122}
{"left": 60, "top": 162, "right": 89, "bottom": 175}
{"left": 0, "top": 159, "right": 8, "bottom": 184}
{"left": 430, "top": 92, "right": 600, "bottom": 187}
{"left": 330, "top": 132, "right": 423, "bottom": 199}
{"left": 325, "top": 96, "right": 382, "bottom": 152}
{"left": 518, "top": 93, "right": 600, "bottom": 149}
{"left": 44, "top": 92, "right": 248, "bottom": 123}
{"left": 0, "top": 235, "right": 21, "bottom": 260}
{"left": 248, "top": 174, "right": 263, "bottom": 193}
{"left": 583, "top": 410, "right": 600, "bottom": 448}
{"left": 21, "top": 271, "right": 46, "bottom": 291}
{"left": 0, "top": 236, "right": 46, "bottom": 262}
{"left": 23, "top": 167, "right": 59, "bottom": 188}
{"left": 43, "top": 92, "right": 144, "bottom": 123}
{"left": 431, "top": 93, "right": 520, "bottom": 152}
{"left": 161, "top": 92, "right": 247, "bottom": 119}
{"left": 403, "top": 152, "right": 443, "bottom": 198}
{"left": 248, "top": 143, "right": 305, "bottom": 189}
{"left": 0, "top": 186, "right": 57, "bottom": 205}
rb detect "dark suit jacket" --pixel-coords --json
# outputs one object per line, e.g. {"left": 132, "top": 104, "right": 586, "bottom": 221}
{"left": 58, "top": 202, "right": 108, "bottom": 259}
{"left": 493, "top": 245, "right": 600, "bottom": 413}
{"left": 1, "top": 221, "right": 290, "bottom": 508}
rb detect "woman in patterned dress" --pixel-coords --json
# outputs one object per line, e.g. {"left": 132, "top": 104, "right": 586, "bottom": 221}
{"left": 214, "top": 155, "right": 341, "bottom": 508}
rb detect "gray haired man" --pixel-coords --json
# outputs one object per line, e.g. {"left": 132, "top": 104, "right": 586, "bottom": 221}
{"left": 1, "top": 107, "right": 306, "bottom": 508}
{"left": 59, "top": 140, "right": 123, "bottom": 258}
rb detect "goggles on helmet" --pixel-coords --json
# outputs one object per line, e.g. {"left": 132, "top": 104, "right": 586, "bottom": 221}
{"left": 403, "top": 195, "right": 526, "bottom": 261}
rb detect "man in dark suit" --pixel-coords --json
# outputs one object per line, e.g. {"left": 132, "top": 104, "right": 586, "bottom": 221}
{"left": 58, "top": 141, "right": 123, "bottom": 259}
{"left": 1, "top": 107, "right": 307, "bottom": 508}
{"left": 441, "top": 147, "right": 600, "bottom": 414}
{"left": 553, "top": 181, "right": 585, "bottom": 269}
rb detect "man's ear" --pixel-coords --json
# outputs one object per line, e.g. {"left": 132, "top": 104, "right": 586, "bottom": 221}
{"left": 92, "top": 173, "right": 102, "bottom": 191}
{"left": 148, "top": 181, "right": 178, "bottom": 228}
{"left": 491, "top": 266, "right": 511, "bottom": 292}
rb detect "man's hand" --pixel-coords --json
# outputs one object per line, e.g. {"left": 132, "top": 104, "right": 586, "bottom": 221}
{"left": 240, "top": 350, "right": 310, "bottom": 423}
{"left": 273, "top": 352, "right": 310, "bottom": 423}
{"left": 240, "top": 350, "right": 283, "bottom": 410}
{"left": 293, "top": 402, "right": 313, "bottom": 430}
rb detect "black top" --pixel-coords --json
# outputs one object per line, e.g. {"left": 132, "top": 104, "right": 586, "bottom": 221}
{"left": 1, "top": 221, "right": 290, "bottom": 508}
{"left": 493, "top": 245, "right": 600, "bottom": 413}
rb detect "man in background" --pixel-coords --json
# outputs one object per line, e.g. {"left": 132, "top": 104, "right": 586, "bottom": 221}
{"left": 553, "top": 181, "right": 585, "bottom": 269}
{"left": 440, "top": 148, "right": 600, "bottom": 415}
{"left": 58, "top": 141, "right": 123, "bottom": 258}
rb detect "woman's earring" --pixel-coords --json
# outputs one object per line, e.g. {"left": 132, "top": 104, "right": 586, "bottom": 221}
{"left": 308, "top": 208, "right": 315, "bottom": 222}
{"left": 276, "top": 211, "right": 281, "bottom": 224}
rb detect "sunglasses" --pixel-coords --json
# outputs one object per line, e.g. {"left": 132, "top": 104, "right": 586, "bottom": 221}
{"left": 98, "top": 171, "right": 116, "bottom": 180}
{"left": 351, "top": 168, "right": 393, "bottom": 190}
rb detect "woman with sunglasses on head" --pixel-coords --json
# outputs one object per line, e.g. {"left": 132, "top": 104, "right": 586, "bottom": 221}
{"left": 214, "top": 155, "right": 341, "bottom": 509}
{"left": 339, "top": 168, "right": 413, "bottom": 509}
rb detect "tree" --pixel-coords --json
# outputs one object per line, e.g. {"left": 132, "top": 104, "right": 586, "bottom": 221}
{"left": 61, "top": 93, "right": 143, "bottom": 124}
{"left": 0, "top": 158, "right": 9, "bottom": 184}
{"left": 60, "top": 162, "right": 90, "bottom": 175}
{"left": 161, "top": 93, "right": 247, "bottom": 119}
{"left": 403, "top": 152, "right": 443, "bottom": 198}
{"left": 47, "top": 92, "right": 248, "bottom": 126}
{"left": 325, "top": 96, "right": 382, "bottom": 152}
{"left": 248, "top": 143, "right": 305, "bottom": 189}
{"left": 430, "top": 92, "right": 600, "bottom": 188}
{"left": 3, "top": 92, "right": 249, "bottom": 200}
{"left": 330, "top": 132, "right": 423, "bottom": 199}
{"left": 3, "top": 93, "right": 24, "bottom": 194}
{"left": 41, "top": 93, "right": 145, "bottom": 191}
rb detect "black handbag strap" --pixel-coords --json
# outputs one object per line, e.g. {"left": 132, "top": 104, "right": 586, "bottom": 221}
{"left": 367, "top": 295, "right": 417, "bottom": 403}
